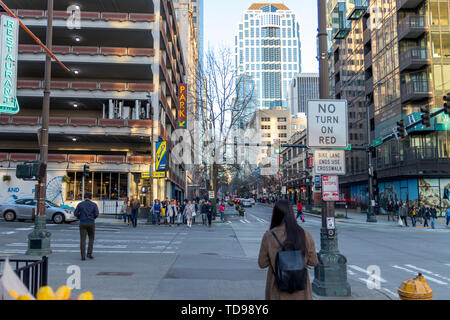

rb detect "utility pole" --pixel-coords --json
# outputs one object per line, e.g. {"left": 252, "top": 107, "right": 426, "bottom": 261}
{"left": 26, "top": 0, "right": 53, "bottom": 256}
{"left": 366, "top": 96, "right": 377, "bottom": 222}
{"left": 312, "top": 0, "right": 351, "bottom": 297}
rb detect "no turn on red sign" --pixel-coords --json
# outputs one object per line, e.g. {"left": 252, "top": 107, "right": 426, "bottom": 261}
{"left": 322, "top": 175, "right": 339, "bottom": 202}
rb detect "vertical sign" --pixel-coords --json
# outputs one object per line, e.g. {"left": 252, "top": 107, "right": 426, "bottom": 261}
{"left": 322, "top": 175, "right": 339, "bottom": 201}
{"left": 155, "top": 141, "right": 167, "bottom": 171}
{"left": 178, "top": 83, "right": 187, "bottom": 128}
{"left": 0, "top": 15, "right": 19, "bottom": 114}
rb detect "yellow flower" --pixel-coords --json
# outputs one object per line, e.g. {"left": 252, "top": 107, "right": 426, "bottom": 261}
{"left": 36, "top": 286, "right": 55, "bottom": 300}
{"left": 55, "top": 286, "right": 72, "bottom": 300}
{"left": 17, "top": 294, "right": 33, "bottom": 300}
{"left": 77, "top": 291, "right": 94, "bottom": 300}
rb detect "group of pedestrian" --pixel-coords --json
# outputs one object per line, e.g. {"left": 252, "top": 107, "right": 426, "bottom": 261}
{"left": 149, "top": 198, "right": 198, "bottom": 228}
{"left": 389, "top": 200, "right": 440, "bottom": 229}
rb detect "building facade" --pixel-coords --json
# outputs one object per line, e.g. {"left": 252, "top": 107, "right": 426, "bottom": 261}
{"left": 234, "top": 3, "right": 302, "bottom": 110}
{"left": 288, "top": 73, "right": 320, "bottom": 115}
{"left": 0, "top": 0, "right": 187, "bottom": 213}
{"left": 328, "top": 0, "right": 450, "bottom": 215}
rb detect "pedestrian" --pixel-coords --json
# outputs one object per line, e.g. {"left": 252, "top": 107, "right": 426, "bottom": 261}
{"left": 409, "top": 206, "right": 417, "bottom": 227}
{"left": 193, "top": 200, "right": 198, "bottom": 224}
{"left": 126, "top": 200, "right": 132, "bottom": 226}
{"left": 219, "top": 201, "right": 226, "bottom": 222}
{"left": 201, "top": 199, "right": 208, "bottom": 225}
{"left": 121, "top": 199, "right": 128, "bottom": 224}
{"left": 181, "top": 200, "right": 188, "bottom": 224}
{"left": 430, "top": 205, "right": 437, "bottom": 229}
{"left": 423, "top": 205, "right": 430, "bottom": 228}
{"left": 162, "top": 198, "right": 169, "bottom": 225}
{"left": 130, "top": 195, "right": 140, "bottom": 228}
{"left": 206, "top": 200, "right": 213, "bottom": 227}
{"left": 395, "top": 201, "right": 401, "bottom": 221}
{"left": 399, "top": 202, "right": 408, "bottom": 227}
{"left": 152, "top": 199, "right": 161, "bottom": 225}
{"left": 387, "top": 201, "right": 394, "bottom": 222}
{"left": 168, "top": 200, "right": 178, "bottom": 226}
{"left": 446, "top": 206, "right": 450, "bottom": 228}
{"left": 74, "top": 192, "right": 99, "bottom": 261}
{"left": 258, "top": 200, "right": 318, "bottom": 300}
{"left": 183, "top": 200, "right": 195, "bottom": 228}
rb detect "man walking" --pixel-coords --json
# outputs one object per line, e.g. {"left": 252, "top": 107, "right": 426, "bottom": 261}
{"left": 446, "top": 206, "right": 450, "bottom": 228}
{"left": 130, "top": 196, "right": 140, "bottom": 228}
{"left": 206, "top": 200, "right": 213, "bottom": 227}
{"left": 74, "top": 192, "right": 99, "bottom": 260}
{"left": 423, "top": 205, "right": 430, "bottom": 228}
{"left": 399, "top": 202, "right": 408, "bottom": 227}
{"left": 387, "top": 201, "right": 394, "bottom": 222}
{"left": 430, "top": 205, "right": 437, "bottom": 229}
{"left": 201, "top": 199, "right": 208, "bottom": 225}
{"left": 151, "top": 199, "right": 161, "bottom": 225}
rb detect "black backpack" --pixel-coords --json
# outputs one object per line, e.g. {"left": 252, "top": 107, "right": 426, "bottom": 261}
{"left": 270, "top": 230, "right": 307, "bottom": 293}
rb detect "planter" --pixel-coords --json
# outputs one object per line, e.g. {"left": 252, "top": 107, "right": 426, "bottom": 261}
{"left": 62, "top": 176, "right": 71, "bottom": 183}
{"left": 3, "top": 175, "right": 11, "bottom": 182}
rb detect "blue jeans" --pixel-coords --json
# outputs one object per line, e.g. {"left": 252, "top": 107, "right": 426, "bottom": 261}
{"left": 431, "top": 217, "right": 435, "bottom": 229}
{"left": 131, "top": 209, "right": 139, "bottom": 227}
{"left": 411, "top": 216, "right": 416, "bottom": 227}
{"left": 220, "top": 211, "right": 224, "bottom": 221}
{"left": 446, "top": 216, "right": 450, "bottom": 226}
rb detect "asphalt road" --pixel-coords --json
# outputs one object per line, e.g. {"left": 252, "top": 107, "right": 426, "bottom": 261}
{"left": 0, "top": 204, "right": 449, "bottom": 300}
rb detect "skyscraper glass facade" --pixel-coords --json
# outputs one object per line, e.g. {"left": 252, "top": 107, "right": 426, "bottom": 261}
{"left": 235, "top": 3, "right": 302, "bottom": 110}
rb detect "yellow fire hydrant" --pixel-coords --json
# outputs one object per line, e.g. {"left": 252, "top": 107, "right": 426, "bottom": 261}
{"left": 398, "top": 273, "right": 433, "bottom": 300}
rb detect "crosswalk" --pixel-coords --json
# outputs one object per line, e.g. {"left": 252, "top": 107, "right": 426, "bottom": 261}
{"left": 345, "top": 263, "right": 450, "bottom": 299}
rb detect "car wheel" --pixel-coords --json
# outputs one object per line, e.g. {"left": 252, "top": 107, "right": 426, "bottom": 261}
{"left": 52, "top": 213, "right": 65, "bottom": 224}
{"left": 3, "top": 211, "right": 16, "bottom": 222}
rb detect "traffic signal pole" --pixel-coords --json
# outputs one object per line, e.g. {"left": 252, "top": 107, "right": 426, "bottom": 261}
{"left": 366, "top": 97, "right": 377, "bottom": 223}
{"left": 312, "top": 0, "right": 351, "bottom": 297}
{"left": 26, "top": 0, "right": 54, "bottom": 256}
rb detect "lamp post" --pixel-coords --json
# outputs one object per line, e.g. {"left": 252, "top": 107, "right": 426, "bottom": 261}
{"left": 311, "top": 0, "right": 351, "bottom": 297}
{"left": 26, "top": 0, "right": 53, "bottom": 256}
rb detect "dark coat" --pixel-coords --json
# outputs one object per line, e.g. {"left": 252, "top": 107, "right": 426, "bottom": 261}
{"left": 74, "top": 200, "right": 99, "bottom": 223}
{"left": 258, "top": 223, "right": 318, "bottom": 300}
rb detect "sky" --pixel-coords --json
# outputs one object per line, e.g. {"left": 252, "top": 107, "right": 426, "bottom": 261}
{"left": 204, "top": 0, "right": 319, "bottom": 73}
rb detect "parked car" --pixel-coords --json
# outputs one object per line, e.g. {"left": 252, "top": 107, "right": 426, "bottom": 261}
{"left": 0, "top": 199, "right": 77, "bottom": 224}
{"left": 241, "top": 199, "right": 252, "bottom": 207}
{"left": 250, "top": 198, "right": 256, "bottom": 205}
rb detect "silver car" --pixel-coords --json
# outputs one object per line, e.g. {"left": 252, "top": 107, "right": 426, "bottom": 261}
{"left": 0, "top": 199, "right": 77, "bottom": 224}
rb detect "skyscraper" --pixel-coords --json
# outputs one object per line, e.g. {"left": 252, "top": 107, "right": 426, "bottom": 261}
{"left": 234, "top": 3, "right": 302, "bottom": 110}
{"left": 288, "top": 73, "right": 320, "bottom": 115}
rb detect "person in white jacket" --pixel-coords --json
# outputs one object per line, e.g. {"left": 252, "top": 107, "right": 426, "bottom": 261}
{"left": 168, "top": 200, "right": 178, "bottom": 226}
{"left": 183, "top": 201, "right": 195, "bottom": 228}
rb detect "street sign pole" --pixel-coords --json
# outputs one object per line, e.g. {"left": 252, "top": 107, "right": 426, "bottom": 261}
{"left": 26, "top": 0, "right": 53, "bottom": 256}
{"left": 366, "top": 98, "right": 377, "bottom": 223}
{"left": 311, "top": 0, "right": 351, "bottom": 297}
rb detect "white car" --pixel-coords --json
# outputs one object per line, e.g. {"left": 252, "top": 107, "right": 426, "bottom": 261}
{"left": 0, "top": 199, "right": 77, "bottom": 224}
{"left": 241, "top": 199, "right": 252, "bottom": 207}
{"left": 250, "top": 198, "right": 256, "bottom": 205}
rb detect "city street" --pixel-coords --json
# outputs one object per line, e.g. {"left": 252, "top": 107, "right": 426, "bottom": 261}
{"left": 1, "top": 203, "right": 449, "bottom": 300}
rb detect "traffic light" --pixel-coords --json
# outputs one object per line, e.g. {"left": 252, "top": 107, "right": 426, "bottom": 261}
{"left": 420, "top": 106, "right": 431, "bottom": 128}
{"left": 16, "top": 162, "right": 46, "bottom": 180}
{"left": 83, "top": 164, "right": 90, "bottom": 178}
{"left": 396, "top": 119, "right": 407, "bottom": 139}
{"left": 274, "top": 139, "right": 281, "bottom": 154}
{"left": 444, "top": 93, "right": 450, "bottom": 115}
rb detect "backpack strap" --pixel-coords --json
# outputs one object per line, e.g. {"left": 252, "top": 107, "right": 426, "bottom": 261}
{"left": 270, "top": 230, "right": 284, "bottom": 250}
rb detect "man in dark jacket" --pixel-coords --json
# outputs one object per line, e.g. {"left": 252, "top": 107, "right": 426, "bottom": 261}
{"left": 206, "top": 201, "right": 213, "bottom": 227}
{"left": 74, "top": 192, "right": 99, "bottom": 260}
{"left": 130, "top": 196, "right": 141, "bottom": 228}
{"left": 430, "top": 206, "right": 437, "bottom": 229}
{"left": 422, "top": 205, "right": 430, "bottom": 228}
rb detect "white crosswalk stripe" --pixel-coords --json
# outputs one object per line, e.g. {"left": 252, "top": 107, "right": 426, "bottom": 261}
{"left": 348, "top": 265, "right": 387, "bottom": 283}
{"left": 392, "top": 265, "right": 448, "bottom": 285}
{"left": 404, "top": 264, "right": 450, "bottom": 282}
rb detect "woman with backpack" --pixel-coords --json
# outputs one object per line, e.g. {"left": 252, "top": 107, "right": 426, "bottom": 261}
{"left": 258, "top": 200, "right": 318, "bottom": 300}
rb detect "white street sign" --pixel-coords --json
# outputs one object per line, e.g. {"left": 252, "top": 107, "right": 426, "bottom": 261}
{"left": 281, "top": 186, "right": 286, "bottom": 194}
{"left": 208, "top": 191, "right": 215, "bottom": 199}
{"left": 307, "top": 100, "right": 348, "bottom": 148}
{"left": 314, "top": 150, "right": 346, "bottom": 175}
{"left": 322, "top": 175, "right": 339, "bottom": 201}
{"left": 326, "top": 217, "right": 336, "bottom": 229}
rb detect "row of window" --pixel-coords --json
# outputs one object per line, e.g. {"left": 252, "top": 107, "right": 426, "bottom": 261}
{"left": 237, "top": 39, "right": 298, "bottom": 48}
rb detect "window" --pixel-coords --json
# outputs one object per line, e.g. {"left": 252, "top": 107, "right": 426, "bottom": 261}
{"left": 261, "top": 125, "right": 271, "bottom": 130}
{"left": 261, "top": 117, "right": 271, "bottom": 122}
{"left": 66, "top": 171, "right": 129, "bottom": 200}
{"left": 278, "top": 125, "right": 287, "bottom": 130}
{"left": 277, "top": 117, "right": 287, "bottom": 122}
{"left": 279, "top": 133, "right": 287, "bottom": 138}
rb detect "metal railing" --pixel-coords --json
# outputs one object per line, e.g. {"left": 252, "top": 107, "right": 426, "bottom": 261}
{"left": 0, "top": 257, "right": 48, "bottom": 297}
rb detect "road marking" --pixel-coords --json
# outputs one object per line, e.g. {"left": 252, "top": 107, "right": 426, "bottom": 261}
{"left": 6, "top": 243, "right": 128, "bottom": 249}
{"left": 392, "top": 265, "right": 447, "bottom": 285}
{"left": 14, "top": 228, "right": 33, "bottom": 231}
{"left": 382, "top": 288, "right": 398, "bottom": 297}
{"left": 347, "top": 270, "right": 356, "bottom": 276}
{"left": 244, "top": 219, "right": 251, "bottom": 224}
{"left": 348, "top": 265, "right": 387, "bottom": 283}
{"left": 1, "top": 231, "right": 16, "bottom": 235}
{"left": 240, "top": 219, "right": 248, "bottom": 224}
{"left": 1, "top": 249, "right": 176, "bottom": 254}
{"left": 404, "top": 264, "right": 450, "bottom": 282}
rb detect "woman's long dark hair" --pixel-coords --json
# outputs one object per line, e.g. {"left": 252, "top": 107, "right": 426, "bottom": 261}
{"left": 270, "top": 200, "right": 307, "bottom": 255}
